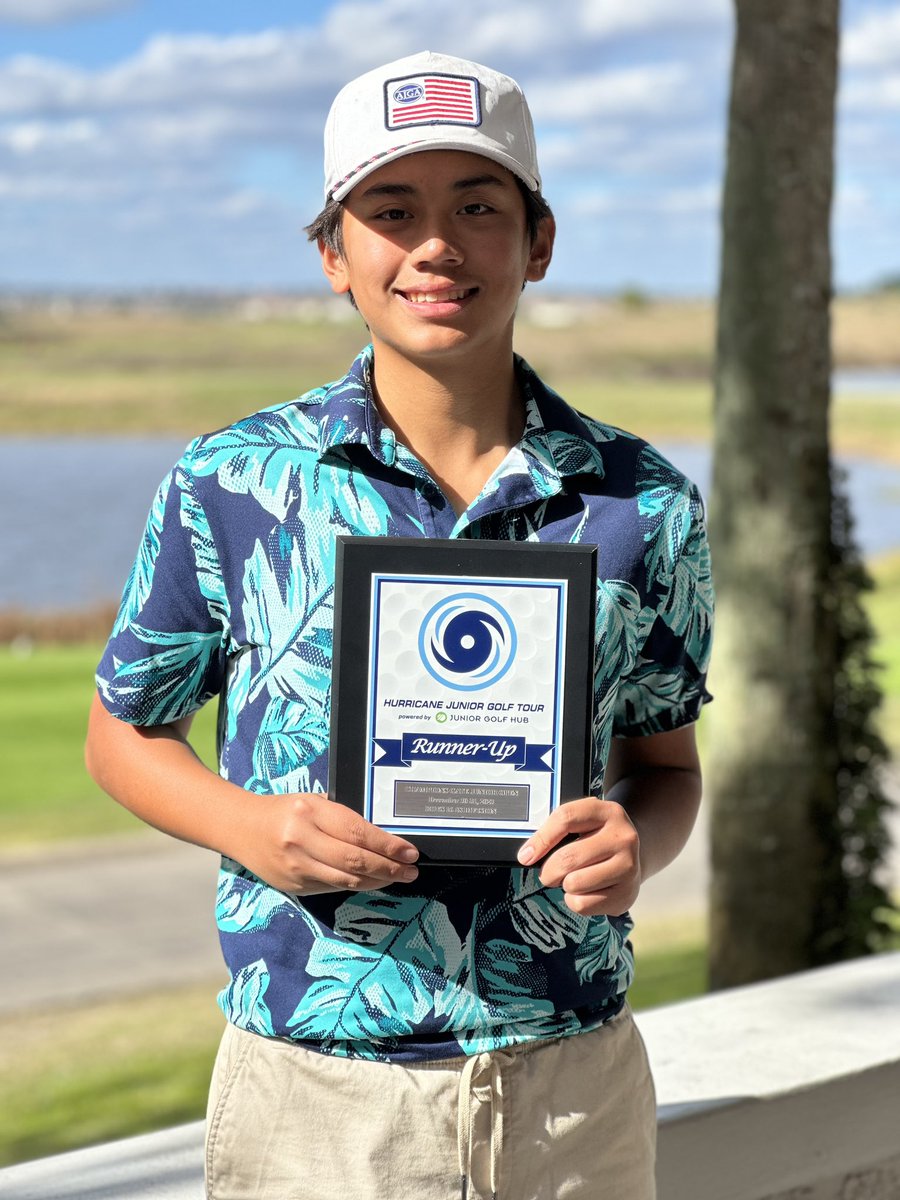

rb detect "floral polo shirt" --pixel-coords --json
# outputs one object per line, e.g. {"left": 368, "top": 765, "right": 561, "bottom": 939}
{"left": 96, "top": 345, "right": 714, "bottom": 1062}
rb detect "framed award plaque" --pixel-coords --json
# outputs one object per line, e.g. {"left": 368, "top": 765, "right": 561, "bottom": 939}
{"left": 328, "top": 537, "right": 597, "bottom": 865}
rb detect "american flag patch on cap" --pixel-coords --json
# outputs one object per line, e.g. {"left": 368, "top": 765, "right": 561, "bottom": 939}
{"left": 384, "top": 72, "right": 481, "bottom": 130}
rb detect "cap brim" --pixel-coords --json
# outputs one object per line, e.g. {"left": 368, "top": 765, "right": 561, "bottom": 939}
{"left": 330, "top": 140, "right": 540, "bottom": 202}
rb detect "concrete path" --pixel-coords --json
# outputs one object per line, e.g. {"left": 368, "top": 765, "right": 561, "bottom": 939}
{"left": 0, "top": 834, "right": 225, "bottom": 1017}
{"left": 2, "top": 772, "right": 897, "bottom": 1018}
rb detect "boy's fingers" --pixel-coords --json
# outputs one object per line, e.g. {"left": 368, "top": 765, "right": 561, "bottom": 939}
{"left": 303, "top": 826, "right": 420, "bottom": 888}
{"left": 306, "top": 794, "right": 420, "bottom": 863}
{"left": 516, "top": 797, "right": 604, "bottom": 867}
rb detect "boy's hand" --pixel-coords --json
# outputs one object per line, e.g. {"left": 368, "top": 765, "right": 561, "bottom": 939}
{"left": 243, "top": 793, "right": 420, "bottom": 896}
{"left": 516, "top": 797, "right": 641, "bottom": 917}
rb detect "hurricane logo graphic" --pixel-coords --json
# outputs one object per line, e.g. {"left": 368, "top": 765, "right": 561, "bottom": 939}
{"left": 418, "top": 592, "right": 517, "bottom": 691}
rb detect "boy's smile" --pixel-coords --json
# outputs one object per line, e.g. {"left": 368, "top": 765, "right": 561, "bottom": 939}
{"left": 319, "top": 150, "right": 554, "bottom": 370}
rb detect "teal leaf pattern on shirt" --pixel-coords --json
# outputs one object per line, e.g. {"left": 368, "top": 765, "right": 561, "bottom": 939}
{"left": 112, "top": 471, "right": 170, "bottom": 636}
{"left": 287, "top": 935, "right": 433, "bottom": 1041}
{"left": 224, "top": 650, "right": 252, "bottom": 744}
{"left": 219, "top": 960, "right": 275, "bottom": 1037}
{"left": 333, "top": 893, "right": 460, "bottom": 976}
{"left": 658, "top": 511, "right": 715, "bottom": 670}
{"left": 316, "top": 1037, "right": 385, "bottom": 1062}
{"left": 542, "top": 429, "right": 607, "bottom": 478}
{"left": 595, "top": 580, "right": 644, "bottom": 762}
{"left": 242, "top": 529, "right": 333, "bottom": 705}
{"left": 101, "top": 625, "right": 221, "bottom": 723}
{"left": 216, "top": 873, "right": 295, "bottom": 934}
{"left": 285, "top": 893, "right": 457, "bottom": 1041}
{"left": 189, "top": 409, "right": 323, "bottom": 522}
{"left": 595, "top": 579, "right": 642, "bottom": 658}
{"left": 287, "top": 892, "right": 561, "bottom": 1044}
{"left": 573, "top": 919, "right": 631, "bottom": 985}
{"left": 636, "top": 444, "right": 697, "bottom": 590}
{"left": 476, "top": 938, "right": 552, "bottom": 1013}
{"left": 178, "top": 466, "right": 229, "bottom": 627}
{"left": 457, "top": 1011, "right": 583, "bottom": 1057}
{"left": 508, "top": 869, "right": 586, "bottom": 952}
{"left": 616, "top": 664, "right": 699, "bottom": 732}
{"left": 251, "top": 695, "right": 329, "bottom": 790}
{"left": 315, "top": 462, "right": 394, "bottom": 540}
{"left": 432, "top": 905, "right": 555, "bottom": 1042}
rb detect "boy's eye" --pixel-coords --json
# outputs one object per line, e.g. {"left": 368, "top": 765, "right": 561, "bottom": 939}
{"left": 460, "top": 202, "right": 493, "bottom": 215}
{"left": 376, "top": 208, "right": 410, "bottom": 221}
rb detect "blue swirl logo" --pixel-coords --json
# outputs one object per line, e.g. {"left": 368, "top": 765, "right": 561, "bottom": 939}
{"left": 418, "top": 592, "right": 517, "bottom": 691}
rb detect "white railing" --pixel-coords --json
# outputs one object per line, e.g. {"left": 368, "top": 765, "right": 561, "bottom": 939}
{"left": 642, "top": 951, "right": 900, "bottom": 1200}
{"left": 2, "top": 953, "right": 899, "bottom": 1200}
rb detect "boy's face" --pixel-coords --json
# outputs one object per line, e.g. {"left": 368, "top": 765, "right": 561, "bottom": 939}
{"left": 319, "top": 150, "right": 554, "bottom": 368}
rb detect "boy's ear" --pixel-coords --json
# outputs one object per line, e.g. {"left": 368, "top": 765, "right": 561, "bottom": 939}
{"left": 319, "top": 239, "right": 351, "bottom": 295}
{"left": 524, "top": 214, "right": 555, "bottom": 284}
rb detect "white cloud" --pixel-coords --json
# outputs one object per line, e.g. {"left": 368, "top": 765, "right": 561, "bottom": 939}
{"left": 0, "top": 0, "right": 132, "bottom": 24}
{"left": 0, "top": 29, "right": 343, "bottom": 119}
{"left": 834, "top": 180, "right": 874, "bottom": 221}
{"left": 0, "top": 2, "right": 726, "bottom": 129}
{"left": 838, "top": 116, "right": 900, "bottom": 171}
{"left": 539, "top": 127, "right": 631, "bottom": 172}
{"left": 2, "top": 116, "right": 99, "bottom": 153}
{"left": 539, "top": 124, "right": 725, "bottom": 189}
{"left": 0, "top": 0, "right": 733, "bottom": 289}
{"left": 616, "top": 128, "right": 725, "bottom": 176}
{"left": 842, "top": 74, "right": 900, "bottom": 110}
{"left": 843, "top": 3, "right": 900, "bottom": 67}
{"left": 577, "top": 0, "right": 730, "bottom": 38}
{"left": 529, "top": 64, "right": 693, "bottom": 123}
{"left": 658, "top": 182, "right": 720, "bottom": 215}
{"left": 0, "top": 168, "right": 126, "bottom": 199}
{"left": 572, "top": 181, "right": 720, "bottom": 219}
{"left": 217, "top": 189, "right": 272, "bottom": 220}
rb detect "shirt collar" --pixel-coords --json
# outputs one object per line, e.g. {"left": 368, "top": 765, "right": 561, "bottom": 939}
{"left": 315, "top": 344, "right": 606, "bottom": 486}
{"left": 515, "top": 356, "right": 607, "bottom": 490}
{"left": 316, "top": 345, "right": 399, "bottom": 465}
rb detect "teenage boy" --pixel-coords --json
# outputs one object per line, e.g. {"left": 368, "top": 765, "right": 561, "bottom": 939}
{"left": 86, "top": 51, "right": 713, "bottom": 1200}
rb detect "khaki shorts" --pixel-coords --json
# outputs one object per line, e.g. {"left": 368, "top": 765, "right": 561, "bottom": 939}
{"left": 205, "top": 1006, "right": 656, "bottom": 1200}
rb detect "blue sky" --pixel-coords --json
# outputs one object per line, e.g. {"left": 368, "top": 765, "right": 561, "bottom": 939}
{"left": 1, "top": 0, "right": 898, "bottom": 294}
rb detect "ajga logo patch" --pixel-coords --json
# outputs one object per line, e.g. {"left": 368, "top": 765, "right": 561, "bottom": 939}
{"left": 385, "top": 72, "right": 481, "bottom": 129}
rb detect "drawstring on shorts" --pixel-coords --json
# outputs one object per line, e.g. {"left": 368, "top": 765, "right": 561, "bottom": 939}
{"left": 456, "top": 1048, "right": 515, "bottom": 1200}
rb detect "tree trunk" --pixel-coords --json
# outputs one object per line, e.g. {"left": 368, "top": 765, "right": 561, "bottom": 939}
{"left": 708, "top": 0, "right": 840, "bottom": 988}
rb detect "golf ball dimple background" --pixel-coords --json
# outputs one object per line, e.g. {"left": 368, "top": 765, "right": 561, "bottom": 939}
{"left": 371, "top": 577, "right": 565, "bottom": 715}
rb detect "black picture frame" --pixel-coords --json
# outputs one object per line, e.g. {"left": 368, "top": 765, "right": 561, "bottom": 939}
{"left": 328, "top": 537, "right": 596, "bottom": 866}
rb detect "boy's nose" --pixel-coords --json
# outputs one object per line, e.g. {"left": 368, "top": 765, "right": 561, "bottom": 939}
{"left": 413, "top": 235, "right": 463, "bottom": 267}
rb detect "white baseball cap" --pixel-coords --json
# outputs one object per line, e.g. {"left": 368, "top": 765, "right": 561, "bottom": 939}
{"left": 324, "top": 50, "right": 541, "bottom": 201}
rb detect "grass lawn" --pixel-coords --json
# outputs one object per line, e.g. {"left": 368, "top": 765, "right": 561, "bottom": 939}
{"left": 1, "top": 299, "right": 898, "bottom": 461}
{"left": 0, "top": 643, "right": 219, "bottom": 847}
{"left": 0, "top": 983, "right": 225, "bottom": 1168}
{"left": 0, "top": 311, "right": 368, "bottom": 436}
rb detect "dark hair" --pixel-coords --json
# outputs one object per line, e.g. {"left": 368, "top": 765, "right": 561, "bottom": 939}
{"left": 305, "top": 176, "right": 553, "bottom": 257}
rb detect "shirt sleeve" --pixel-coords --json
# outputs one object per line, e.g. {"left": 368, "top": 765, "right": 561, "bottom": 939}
{"left": 612, "top": 482, "right": 714, "bottom": 738}
{"left": 96, "top": 445, "right": 229, "bottom": 726}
